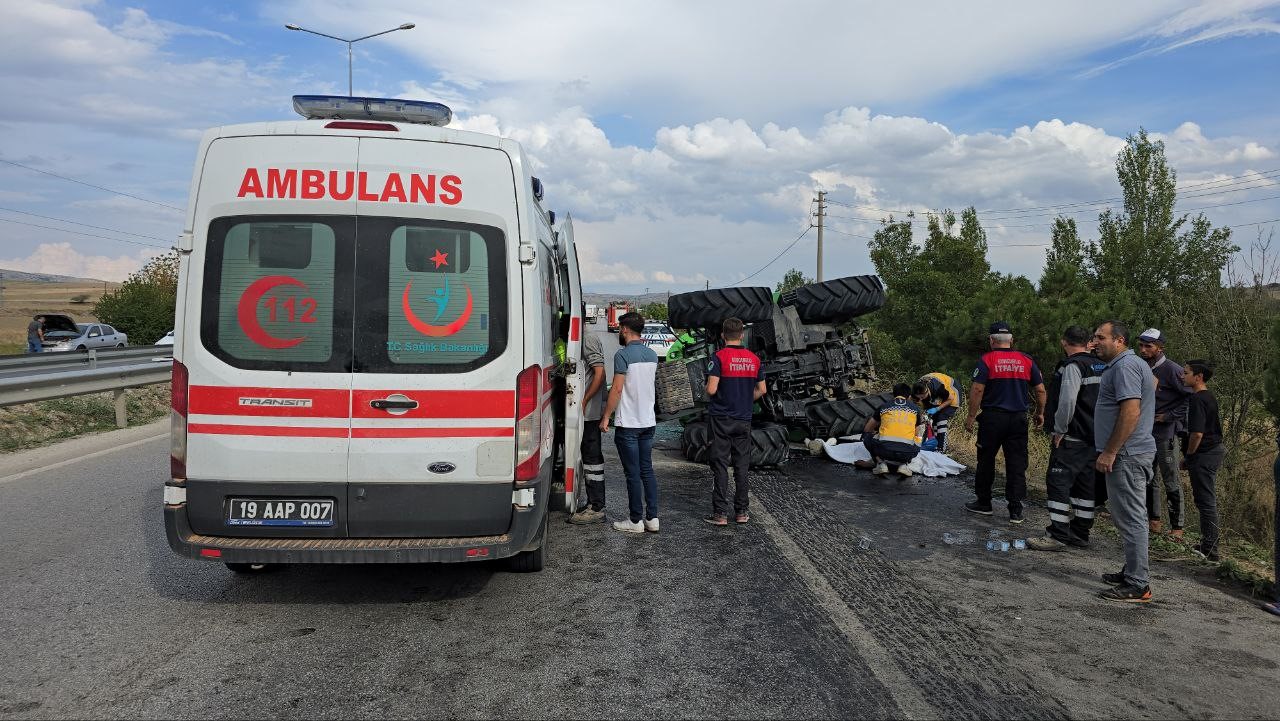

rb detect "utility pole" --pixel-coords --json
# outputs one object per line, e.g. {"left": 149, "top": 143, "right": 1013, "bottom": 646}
{"left": 814, "top": 190, "right": 826, "bottom": 282}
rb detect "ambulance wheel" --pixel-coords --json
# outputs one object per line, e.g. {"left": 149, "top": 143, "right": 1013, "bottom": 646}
{"left": 668, "top": 287, "right": 774, "bottom": 329}
{"left": 777, "top": 275, "right": 886, "bottom": 324}
{"left": 805, "top": 392, "right": 896, "bottom": 439}
{"left": 508, "top": 511, "right": 547, "bottom": 573}
{"left": 750, "top": 423, "right": 790, "bottom": 468}
{"left": 225, "top": 562, "right": 272, "bottom": 574}
{"left": 681, "top": 420, "right": 711, "bottom": 463}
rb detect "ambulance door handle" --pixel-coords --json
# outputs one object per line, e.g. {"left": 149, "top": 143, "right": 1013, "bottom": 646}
{"left": 370, "top": 397, "right": 418, "bottom": 410}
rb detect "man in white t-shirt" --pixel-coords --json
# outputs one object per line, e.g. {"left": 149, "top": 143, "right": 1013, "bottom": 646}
{"left": 600, "top": 312, "right": 660, "bottom": 534}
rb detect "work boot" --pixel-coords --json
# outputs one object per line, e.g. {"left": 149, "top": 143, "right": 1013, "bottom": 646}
{"left": 1026, "top": 535, "right": 1067, "bottom": 551}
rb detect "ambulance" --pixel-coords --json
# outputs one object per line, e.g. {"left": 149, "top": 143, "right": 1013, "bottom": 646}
{"left": 163, "top": 95, "right": 588, "bottom": 573}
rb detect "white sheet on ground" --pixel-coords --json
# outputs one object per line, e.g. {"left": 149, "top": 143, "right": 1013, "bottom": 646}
{"left": 821, "top": 439, "right": 967, "bottom": 477}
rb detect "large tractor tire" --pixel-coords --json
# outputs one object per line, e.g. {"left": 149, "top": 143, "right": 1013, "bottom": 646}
{"left": 681, "top": 420, "right": 712, "bottom": 464}
{"left": 805, "top": 391, "right": 897, "bottom": 440}
{"left": 681, "top": 419, "right": 790, "bottom": 468}
{"left": 777, "top": 275, "right": 886, "bottom": 324}
{"left": 668, "top": 287, "right": 774, "bottom": 329}
{"left": 749, "top": 423, "right": 790, "bottom": 467}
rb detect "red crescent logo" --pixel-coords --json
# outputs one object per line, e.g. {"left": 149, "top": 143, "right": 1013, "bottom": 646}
{"left": 237, "top": 276, "right": 307, "bottom": 349}
{"left": 401, "top": 282, "right": 474, "bottom": 337}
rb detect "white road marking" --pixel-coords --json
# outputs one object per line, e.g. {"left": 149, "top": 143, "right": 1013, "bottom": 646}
{"left": 0, "top": 432, "right": 168, "bottom": 484}
{"left": 749, "top": 494, "right": 937, "bottom": 720}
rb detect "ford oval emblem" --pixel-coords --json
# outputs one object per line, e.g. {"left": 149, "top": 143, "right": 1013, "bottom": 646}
{"left": 428, "top": 462, "right": 456, "bottom": 474}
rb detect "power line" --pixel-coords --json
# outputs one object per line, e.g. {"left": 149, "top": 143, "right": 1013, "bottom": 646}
{"left": 731, "top": 226, "right": 812, "bottom": 286}
{"left": 823, "top": 166, "right": 1280, "bottom": 222}
{"left": 0, "top": 157, "right": 185, "bottom": 213}
{"left": 0, "top": 206, "right": 173, "bottom": 243}
{"left": 0, "top": 217, "right": 171, "bottom": 249}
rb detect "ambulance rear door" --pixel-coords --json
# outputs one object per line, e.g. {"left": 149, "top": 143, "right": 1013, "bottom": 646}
{"left": 345, "top": 137, "right": 520, "bottom": 538}
{"left": 557, "top": 216, "right": 586, "bottom": 513}
{"left": 182, "top": 135, "right": 358, "bottom": 537}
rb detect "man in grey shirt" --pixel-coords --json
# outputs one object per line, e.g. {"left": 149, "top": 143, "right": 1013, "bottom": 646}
{"left": 569, "top": 329, "right": 608, "bottom": 524}
{"left": 1092, "top": 320, "right": 1156, "bottom": 603}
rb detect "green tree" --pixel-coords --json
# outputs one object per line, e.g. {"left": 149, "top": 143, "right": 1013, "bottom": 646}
{"left": 93, "top": 251, "right": 179, "bottom": 345}
{"left": 1087, "top": 128, "right": 1237, "bottom": 324}
{"left": 776, "top": 268, "right": 813, "bottom": 294}
{"left": 640, "top": 302, "right": 668, "bottom": 322}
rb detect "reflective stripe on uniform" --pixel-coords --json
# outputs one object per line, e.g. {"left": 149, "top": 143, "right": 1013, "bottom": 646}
{"left": 1046, "top": 500, "right": 1071, "bottom": 511}
{"left": 1069, "top": 496, "right": 1094, "bottom": 508}
{"left": 1049, "top": 512, "right": 1072, "bottom": 523}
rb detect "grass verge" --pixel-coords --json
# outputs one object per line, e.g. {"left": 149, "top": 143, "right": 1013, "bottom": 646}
{"left": 0, "top": 385, "right": 170, "bottom": 453}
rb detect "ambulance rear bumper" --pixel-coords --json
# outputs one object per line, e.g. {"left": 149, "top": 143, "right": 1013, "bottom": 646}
{"left": 163, "top": 473, "right": 549, "bottom": 565}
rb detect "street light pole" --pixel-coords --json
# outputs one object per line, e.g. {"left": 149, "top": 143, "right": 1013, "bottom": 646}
{"left": 285, "top": 22, "right": 416, "bottom": 96}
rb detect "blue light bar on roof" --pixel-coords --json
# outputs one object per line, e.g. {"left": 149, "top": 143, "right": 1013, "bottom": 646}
{"left": 292, "top": 95, "right": 452, "bottom": 126}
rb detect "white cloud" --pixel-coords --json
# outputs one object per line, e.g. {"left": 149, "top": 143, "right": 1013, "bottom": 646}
{"left": 0, "top": 242, "right": 160, "bottom": 282}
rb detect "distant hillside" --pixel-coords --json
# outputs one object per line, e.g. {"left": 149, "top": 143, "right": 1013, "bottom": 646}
{"left": 583, "top": 291, "right": 678, "bottom": 307}
{"left": 0, "top": 268, "right": 107, "bottom": 284}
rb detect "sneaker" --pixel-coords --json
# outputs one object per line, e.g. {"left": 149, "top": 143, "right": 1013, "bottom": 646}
{"left": 873, "top": 462, "right": 889, "bottom": 475}
{"left": 964, "top": 501, "right": 993, "bottom": 516}
{"left": 567, "top": 507, "right": 605, "bottom": 525}
{"left": 735, "top": 513, "right": 750, "bottom": 524}
{"left": 896, "top": 464, "right": 913, "bottom": 478}
{"left": 1009, "top": 510, "right": 1024, "bottom": 525}
{"left": 703, "top": 515, "right": 728, "bottom": 527}
{"left": 612, "top": 519, "right": 645, "bottom": 534}
{"left": 643, "top": 518, "right": 660, "bottom": 533}
{"left": 1026, "top": 535, "right": 1067, "bottom": 552}
{"left": 1101, "top": 570, "right": 1126, "bottom": 585}
{"left": 1099, "top": 583, "right": 1152, "bottom": 603}
{"left": 1190, "top": 544, "right": 1220, "bottom": 562}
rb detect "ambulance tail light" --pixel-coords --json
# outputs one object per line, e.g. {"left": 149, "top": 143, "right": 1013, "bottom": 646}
{"left": 514, "top": 364, "right": 542, "bottom": 482}
{"left": 170, "top": 360, "right": 188, "bottom": 482}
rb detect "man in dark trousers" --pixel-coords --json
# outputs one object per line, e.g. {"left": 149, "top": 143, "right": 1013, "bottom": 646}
{"left": 1181, "top": 360, "right": 1225, "bottom": 561}
{"left": 964, "top": 321, "right": 1047, "bottom": 524}
{"left": 702, "top": 317, "right": 766, "bottom": 526}
{"left": 568, "top": 328, "right": 608, "bottom": 524}
{"left": 1028, "top": 326, "right": 1108, "bottom": 551}
{"left": 1136, "top": 328, "right": 1192, "bottom": 537}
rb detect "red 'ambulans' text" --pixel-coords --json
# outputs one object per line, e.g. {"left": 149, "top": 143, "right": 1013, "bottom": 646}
{"left": 236, "top": 169, "right": 463, "bottom": 205}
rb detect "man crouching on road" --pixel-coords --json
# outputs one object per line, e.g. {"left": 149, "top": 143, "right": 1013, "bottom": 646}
{"left": 702, "top": 317, "right": 766, "bottom": 527}
{"left": 1027, "top": 326, "right": 1107, "bottom": 552}
{"left": 1092, "top": 320, "right": 1157, "bottom": 603}
{"left": 862, "top": 383, "right": 928, "bottom": 478}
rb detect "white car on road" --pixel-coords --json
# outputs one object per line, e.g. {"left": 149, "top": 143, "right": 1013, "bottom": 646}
{"left": 642, "top": 322, "right": 677, "bottom": 359}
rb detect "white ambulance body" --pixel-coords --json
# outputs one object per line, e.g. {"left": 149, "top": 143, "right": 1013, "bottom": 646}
{"left": 164, "top": 96, "right": 587, "bottom": 573}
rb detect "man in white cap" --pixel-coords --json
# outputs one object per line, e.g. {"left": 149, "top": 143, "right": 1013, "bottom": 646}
{"left": 1136, "top": 328, "right": 1192, "bottom": 538}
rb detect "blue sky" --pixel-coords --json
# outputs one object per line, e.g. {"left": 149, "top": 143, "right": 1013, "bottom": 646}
{"left": 1, "top": 0, "right": 1278, "bottom": 291}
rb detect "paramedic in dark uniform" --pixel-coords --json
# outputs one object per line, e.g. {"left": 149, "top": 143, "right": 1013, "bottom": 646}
{"left": 702, "top": 317, "right": 766, "bottom": 526}
{"left": 964, "top": 321, "right": 1047, "bottom": 524}
{"left": 1027, "top": 326, "right": 1107, "bottom": 550}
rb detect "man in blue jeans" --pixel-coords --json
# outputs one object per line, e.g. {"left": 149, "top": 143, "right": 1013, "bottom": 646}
{"left": 600, "top": 312, "right": 660, "bottom": 534}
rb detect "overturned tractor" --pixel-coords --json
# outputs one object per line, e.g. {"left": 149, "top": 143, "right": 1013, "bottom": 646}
{"left": 656, "top": 275, "right": 894, "bottom": 468}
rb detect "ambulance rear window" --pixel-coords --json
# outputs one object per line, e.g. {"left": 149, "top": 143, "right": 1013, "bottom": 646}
{"left": 353, "top": 218, "right": 507, "bottom": 373}
{"left": 200, "top": 216, "right": 354, "bottom": 372}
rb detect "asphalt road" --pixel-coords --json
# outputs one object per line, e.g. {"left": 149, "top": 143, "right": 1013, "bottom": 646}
{"left": 3, "top": 343, "right": 1280, "bottom": 718}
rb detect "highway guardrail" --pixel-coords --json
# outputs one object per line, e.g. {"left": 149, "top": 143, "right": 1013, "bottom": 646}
{"left": 0, "top": 347, "right": 174, "bottom": 427}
